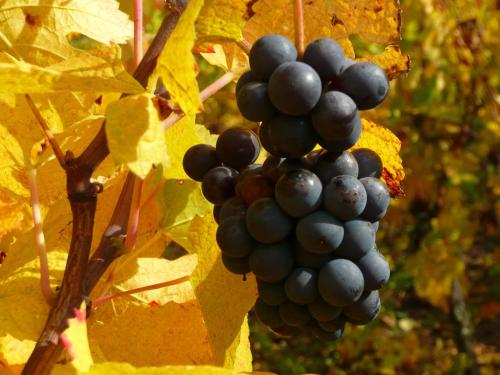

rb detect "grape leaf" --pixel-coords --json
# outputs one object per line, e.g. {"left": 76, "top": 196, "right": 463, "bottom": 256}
{"left": 106, "top": 93, "right": 169, "bottom": 179}
{"left": 0, "top": 47, "right": 144, "bottom": 94}
{"left": 60, "top": 303, "right": 94, "bottom": 373}
{"left": 0, "top": 0, "right": 133, "bottom": 66}
{"left": 52, "top": 363, "right": 244, "bottom": 374}
{"left": 352, "top": 119, "right": 405, "bottom": 197}
{"left": 196, "top": 0, "right": 248, "bottom": 42}
{"left": 156, "top": 0, "right": 203, "bottom": 116}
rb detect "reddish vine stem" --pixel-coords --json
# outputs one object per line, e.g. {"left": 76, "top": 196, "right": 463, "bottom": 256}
{"left": 294, "top": 0, "right": 305, "bottom": 58}
{"left": 22, "top": 2, "right": 189, "bottom": 374}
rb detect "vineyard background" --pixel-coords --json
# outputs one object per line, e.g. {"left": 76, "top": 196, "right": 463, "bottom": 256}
{"left": 195, "top": 1, "right": 499, "bottom": 374}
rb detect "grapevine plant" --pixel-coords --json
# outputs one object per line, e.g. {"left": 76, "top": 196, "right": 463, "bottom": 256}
{"left": 0, "top": 0, "right": 408, "bottom": 374}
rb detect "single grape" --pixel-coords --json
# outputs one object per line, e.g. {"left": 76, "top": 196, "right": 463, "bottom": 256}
{"left": 275, "top": 169, "right": 322, "bottom": 218}
{"left": 296, "top": 210, "right": 344, "bottom": 254}
{"left": 323, "top": 175, "right": 367, "bottom": 221}
{"left": 213, "top": 204, "right": 222, "bottom": 224}
{"left": 246, "top": 198, "right": 293, "bottom": 243}
{"left": 311, "top": 91, "right": 358, "bottom": 139}
{"left": 216, "top": 216, "right": 255, "bottom": 258}
{"left": 249, "top": 241, "right": 294, "bottom": 282}
{"left": 312, "top": 321, "right": 344, "bottom": 340}
{"left": 183, "top": 144, "right": 221, "bottom": 181}
{"left": 318, "top": 259, "right": 364, "bottom": 306}
{"left": 314, "top": 151, "right": 359, "bottom": 184}
{"left": 219, "top": 197, "right": 247, "bottom": 222}
{"left": 372, "top": 221, "right": 380, "bottom": 232}
{"left": 262, "top": 155, "right": 284, "bottom": 182}
{"left": 254, "top": 298, "right": 285, "bottom": 328}
{"left": 268, "top": 62, "right": 322, "bottom": 115}
{"left": 318, "top": 315, "right": 346, "bottom": 333}
{"left": 236, "top": 82, "right": 276, "bottom": 122}
{"left": 259, "top": 121, "right": 280, "bottom": 156}
{"left": 319, "top": 115, "right": 362, "bottom": 152}
{"left": 270, "top": 324, "right": 299, "bottom": 338}
{"left": 334, "top": 62, "right": 389, "bottom": 110}
{"left": 221, "top": 254, "right": 250, "bottom": 275}
{"left": 356, "top": 249, "right": 390, "bottom": 291}
{"left": 294, "top": 243, "right": 334, "bottom": 269}
{"left": 235, "top": 70, "right": 256, "bottom": 93}
{"left": 277, "top": 157, "right": 314, "bottom": 180}
{"left": 343, "top": 290, "right": 381, "bottom": 324}
{"left": 237, "top": 163, "right": 263, "bottom": 179}
{"left": 360, "top": 177, "right": 390, "bottom": 221}
{"left": 284, "top": 267, "right": 319, "bottom": 305}
{"left": 235, "top": 171, "right": 274, "bottom": 205}
{"left": 216, "top": 127, "right": 260, "bottom": 170}
{"left": 303, "top": 38, "right": 345, "bottom": 81}
{"left": 351, "top": 148, "right": 383, "bottom": 178}
{"left": 257, "top": 280, "right": 287, "bottom": 306}
{"left": 308, "top": 298, "right": 341, "bottom": 322}
{"left": 267, "top": 114, "right": 318, "bottom": 158}
{"left": 249, "top": 34, "right": 297, "bottom": 80}
{"left": 334, "top": 220, "right": 375, "bottom": 261}
{"left": 279, "top": 301, "right": 312, "bottom": 327}
{"left": 201, "top": 166, "right": 238, "bottom": 204}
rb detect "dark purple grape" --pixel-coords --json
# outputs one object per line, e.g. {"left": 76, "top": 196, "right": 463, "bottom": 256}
{"left": 296, "top": 210, "right": 344, "bottom": 254}
{"left": 360, "top": 177, "right": 390, "bottom": 221}
{"left": 216, "top": 216, "right": 256, "bottom": 258}
{"left": 303, "top": 38, "right": 345, "bottom": 81}
{"left": 219, "top": 197, "right": 246, "bottom": 222}
{"left": 201, "top": 166, "right": 238, "bottom": 204}
{"left": 318, "top": 259, "right": 364, "bottom": 306}
{"left": 268, "top": 62, "right": 322, "bottom": 115}
{"left": 246, "top": 198, "right": 292, "bottom": 243}
{"left": 334, "top": 220, "right": 375, "bottom": 261}
{"left": 221, "top": 254, "right": 250, "bottom": 275}
{"left": 308, "top": 298, "right": 341, "bottom": 322}
{"left": 275, "top": 169, "right": 322, "bottom": 218}
{"left": 343, "top": 290, "right": 381, "bottom": 324}
{"left": 216, "top": 127, "right": 260, "bottom": 170}
{"left": 183, "top": 144, "right": 221, "bottom": 181}
{"left": 294, "top": 243, "right": 334, "bottom": 269}
{"left": 314, "top": 151, "right": 359, "bottom": 184}
{"left": 334, "top": 62, "right": 389, "bottom": 110}
{"left": 323, "top": 175, "right": 367, "bottom": 221}
{"left": 356, "top": 249, "right": 390, "bottom": 291}
{"left": 267, "top": 114, "right": 318, "bottom": 158}
{"left": 257, "top": 280, "right": 287, "bottom": 306}
{"left": 249, "top": 34, "right": 297, "bottom": 80}
{"left": 235, "top": 70, "right": 256, "bottom": 93}
{"left": 236, "top": 82, "right": 276, "bottom": 122}
{"left": 319, "top": 115, "right": 362, "bottom": 152}
{"left": 311, "top": 91, "right": 357, "bottom": 139}
{"left": 254, "top": 298, "right": 285, "bottom": 328}
{"left": 213, "top": 204, "right": 222, "bottom": 224}
{"left": 284, "top": 267, "right": 319, "bottom": 305}
{"left": 352, "top": 148, "right": 383, "bottom": 178}
{"left": 259, "top": 121, "right": 280, "bottom": 156}
{"left": 235, "top": 171, "right": 274, "bottom": 206}
{"left": 249, "top": 241, "right": 294, "bottom": 282}
{"left": 318, "top": 315, "right": 346, "bottom": 333}
{"left": 279, "top": 301, "right": 312, "bottom": 327}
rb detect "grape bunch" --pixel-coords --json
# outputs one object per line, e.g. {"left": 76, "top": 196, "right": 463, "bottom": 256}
{"left": 182, "top": 34, "right": 392, "bottom": 340}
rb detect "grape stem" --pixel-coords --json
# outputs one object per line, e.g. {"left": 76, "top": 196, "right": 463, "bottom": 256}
{"left": 92, "top": 275, "right": 190, "bottom": 308}
{"left": 134, "top": 0, "right": 143, "bottom": 67}
{"left": 25, "top": 94, "right": 66, "bottom": 168}
{"left": 294, "top": 0, "right": 305, "bottom": 58}
{"left": 28, "top": 168, "right": 53, "bottom": 306}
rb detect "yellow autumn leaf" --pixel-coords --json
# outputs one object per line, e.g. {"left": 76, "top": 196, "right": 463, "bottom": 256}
{"left": 163, "top": 115, "right": 217, "bottom": 180}
{"left": 0, "top": 0, "right": 133, "bottom": 66}
{"left": 60, "top": 303, "right": 94, "bottom": 373}
{"left": 106, "top": 93, "right": 169, "bottom": 179}
{"left": 196, "top": 0, "right": 248, "bottom": 42}
{"left": 156, "top": 0, "right": 203, "bottom": 116}
{"left": 158, "top": 180, "right": 212, "bottom": 231}
{"left": 352, "top": 119, "right": 405, "bottom": 196}
{"left": 182, "top": 215, "right": 257, "bottom": 371}
{"left": 52, "top": 363, "right": 241, "bottom": 375}
{"left": 200, "top": 43, "right": 249, "bottom": 76}
{"left": 243, "top": 0, "right": 409, "bottom": 78}
{"left": 0, "top": 47, "right": 144, "bottom": 94}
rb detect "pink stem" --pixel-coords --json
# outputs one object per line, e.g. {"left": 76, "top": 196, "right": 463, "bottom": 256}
{"left": 294, "top": 0, "right": 305, "bottom": 58}
{"left": 93, "top": 275, "right": 190, "bottom": 307}
{"left": 124, "top": 178, "right": 143, "bottom": 251}
{"left": 134, "top": 0, "right": 143, "bottom": 67}
{"left": 163, "top": 71, "right": 235, "bottom": 129}
{"left": 28, "top": 169, "right": 52, "bottom": 305}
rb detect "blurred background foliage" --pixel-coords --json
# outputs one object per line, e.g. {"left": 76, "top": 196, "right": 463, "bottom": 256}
{"left": 130, "top": 0, "right": 499, "bottom": 374}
